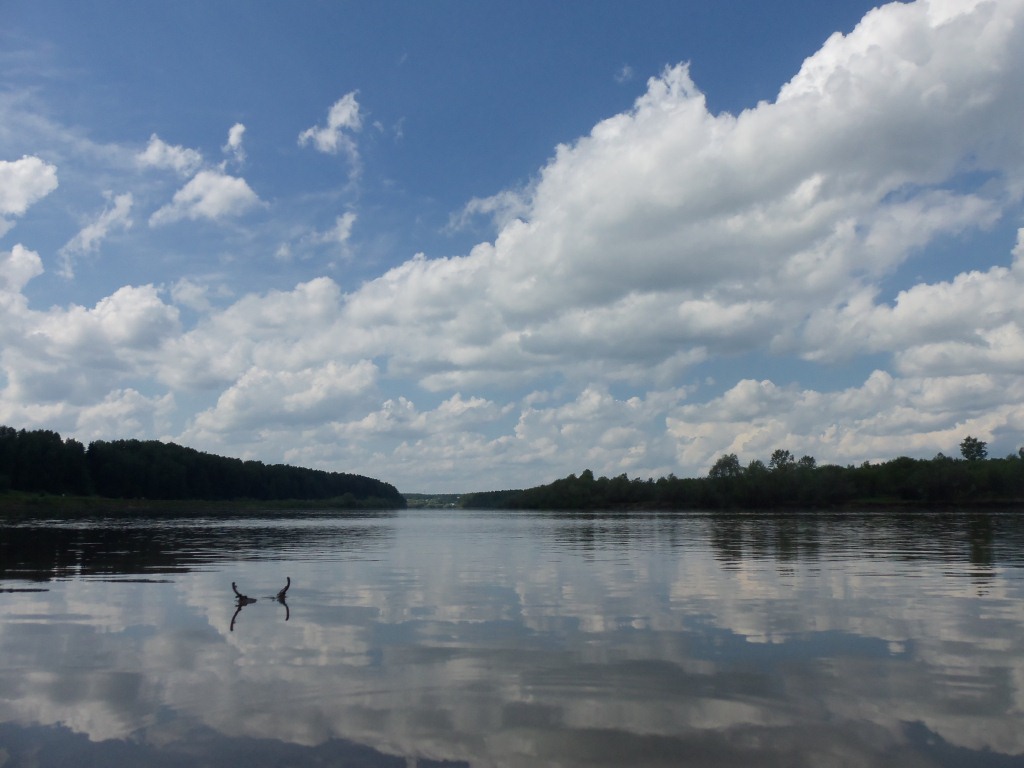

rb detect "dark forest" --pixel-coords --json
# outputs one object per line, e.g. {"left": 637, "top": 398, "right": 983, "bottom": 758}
{"left": 0, "top": 426, "right": 404, "bottom": 508}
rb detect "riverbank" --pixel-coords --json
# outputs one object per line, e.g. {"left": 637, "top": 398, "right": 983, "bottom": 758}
{"left": 0, "top": 492, "right": 404, "bottom": 518}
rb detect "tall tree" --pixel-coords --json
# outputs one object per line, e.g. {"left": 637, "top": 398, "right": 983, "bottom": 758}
{"left": 709, "top": 453, "right": 742, "bottom": 478}
{"left": 960, "top": 435, "right": 988, "bottom": 462}
{"left": 769, "top": 449, "right": 795, "bottom": 472}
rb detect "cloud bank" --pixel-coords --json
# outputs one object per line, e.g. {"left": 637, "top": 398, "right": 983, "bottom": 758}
{"left": 3, "top": 0, "right": 1024, "bottom": 491}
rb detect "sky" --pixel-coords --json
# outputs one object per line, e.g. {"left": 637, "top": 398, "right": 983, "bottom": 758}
{"left": 2, "top": 0, "right": 1024, "bottom": 493}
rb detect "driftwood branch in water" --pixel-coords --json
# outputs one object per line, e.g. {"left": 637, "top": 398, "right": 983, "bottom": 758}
{"left": 231, "top": 581, "right": 256, "bottom": 604}
{"left": 230, "top": 579, "right": 290, "bottom": 630}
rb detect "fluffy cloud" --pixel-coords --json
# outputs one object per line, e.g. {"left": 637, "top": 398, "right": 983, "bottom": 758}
{"left": 188, "top": 359, "right": 379, "bottom": 437}
{"left": 3, "top": 0, "right": 1024, "bottom": 489}
{"left": 0, "top": 243, "right": 44, "bottom": 296}
{"left": 667, "top": 369, "right": 1024, "bottom": 470}
{"left": 169, "top": 278, "right": 215, "bottom": 312}
{"left": 510, "top": 385, "right": 684, "bottom": 477}
{"left": 802, "top": 254, "right": 1024, "bottom": 370}
{"left": 172, "top": 0, "right": 1024, "bottom": 486}
{"left": 0, "top": 155, "right": 58, "bottom": 234}
{"left": 322, "top": 0, "right": 1024, "bottom": 405}
{"left": 0, "top": 387, "right": 176, "bottom": 443}
{"left": 151, "top": 277, "right": 349, "bottom": 400}
{"left": 72, "top": 388, "right": 176, "bottom": 441}
{"left": 136, "top": 134, "right": 203, "bottom": 176}
{"left": 0, "top": 282, "right": 180, "bottom": 419}
{"left": 138, "top": 125, "right": 260, "bottom": 230}
{"left": 149, "top": 170, "right": 261, "bottom": 226}
{"left": 0, "top": 245, "right": 45, "bottom": 354}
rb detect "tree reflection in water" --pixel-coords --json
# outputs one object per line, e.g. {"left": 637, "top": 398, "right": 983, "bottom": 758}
{"left": 0, "top": 511, "right": 395, "bottom": 580}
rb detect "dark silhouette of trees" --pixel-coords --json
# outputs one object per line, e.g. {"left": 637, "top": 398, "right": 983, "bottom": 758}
{"left": 769, "top": 449, "right": 795, "bottom": 472}
{"left": 0, "top": 427, "right": 91, "bottom": 496}
{"left": 461, "top": 439, "right": 1024, "bottom": 511}
{"left": 709, "top": 454, "right": 742, "bottom": 479}
{"left": 0, "top": 425, "right": 404, "bottom": 508}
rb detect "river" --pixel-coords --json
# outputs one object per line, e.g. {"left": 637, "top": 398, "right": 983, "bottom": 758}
{"left": 1, "top": 509, "right": 1022, "bottom": 767}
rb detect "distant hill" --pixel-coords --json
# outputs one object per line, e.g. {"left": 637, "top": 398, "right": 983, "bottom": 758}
{"left": 0, "top": 425, "right": 404, "bottom": 509}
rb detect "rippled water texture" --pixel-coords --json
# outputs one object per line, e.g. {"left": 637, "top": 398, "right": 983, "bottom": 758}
{"left": 1, "top": 509, "right": 1023, "bottom": 767}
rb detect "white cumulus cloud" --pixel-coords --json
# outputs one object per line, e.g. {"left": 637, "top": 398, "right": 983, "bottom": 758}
{"left": 136, "top": 134, "right": 203, "bottom": 176}
{"left": 321, "top": 0, "right": 1024, "bottom": 404}
{"left": 0, "top": 155, "right": 58, "bottom": 235}
{"left": 4, "top": 0, "right": 1024, "bottom": 491}
{"left": 0, "top": 244, "right": 44, "bottom": 296}
{"left": 187, "top": 359, "right": 379, "bottom": 436}
{"left": 149, "top": 170, "right": 261, "bottom": 226}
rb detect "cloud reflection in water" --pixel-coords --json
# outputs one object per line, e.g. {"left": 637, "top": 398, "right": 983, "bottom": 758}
{"left": 0, "top": 510, "right": 1022, "bottom": 767}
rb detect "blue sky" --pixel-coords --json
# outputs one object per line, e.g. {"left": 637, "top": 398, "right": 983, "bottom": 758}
{"left": 3, "top": 0, "right": 1024, "bottom": 492}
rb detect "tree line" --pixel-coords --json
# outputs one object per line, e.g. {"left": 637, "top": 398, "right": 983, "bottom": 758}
{"left": 461, "top": 437, "right": 1024, "bottom": 510}
{"left": 0, "top": 425, "right": 404, "bottom": 508}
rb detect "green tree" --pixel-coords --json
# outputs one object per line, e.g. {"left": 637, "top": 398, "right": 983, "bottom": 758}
{"left": 769, "top": 449, "right": 795, "bottom": 472}
{"left": 709, "top": 453, "right": 742, "bottom": 478}
{"left": 960, "top": 436, "right": 988, "bottom": 462}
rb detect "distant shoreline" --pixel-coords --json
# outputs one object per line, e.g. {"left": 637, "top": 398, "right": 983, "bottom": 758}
{"left": 3, "top": 491, "right": 1022, "bottom": 520}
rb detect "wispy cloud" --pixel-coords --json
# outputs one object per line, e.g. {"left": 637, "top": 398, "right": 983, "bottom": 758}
{"left": 58, "top": 192, "right": 133, "bottom": 278}
{"left": 449, "top": 189, "right": 531, "bottom": 232}
{"left": 317, "top": 212, "right": 357, "bottom": 247}
{"left": 222, "top": 123, "right": 246, "bottom": 165}
{"left": 298, "top": 92, "right": 363, "bottom": 173}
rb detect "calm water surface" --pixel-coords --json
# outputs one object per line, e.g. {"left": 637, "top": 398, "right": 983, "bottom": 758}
{"left": 1, "top": 509, "right": 1023, "bottom": 767}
